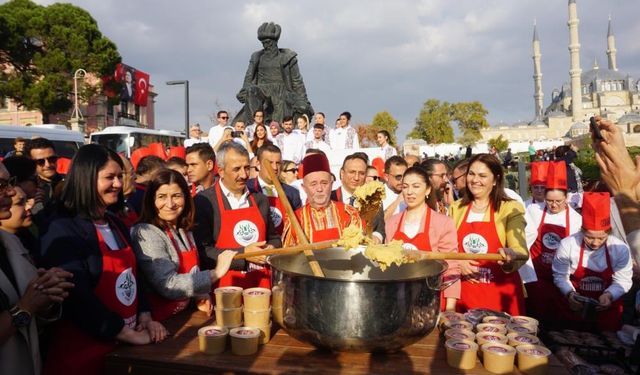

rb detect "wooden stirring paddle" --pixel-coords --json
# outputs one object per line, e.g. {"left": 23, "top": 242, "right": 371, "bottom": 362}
{"left": 233, "top": 239, "right": 336, "bottom": 260}
{"left": 260, "top": 159, "right": 325, "bottom": 277}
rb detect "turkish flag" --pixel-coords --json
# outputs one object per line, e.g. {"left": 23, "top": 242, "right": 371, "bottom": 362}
{"left": 134, "top": 70, "right": 150, "bottom": 106}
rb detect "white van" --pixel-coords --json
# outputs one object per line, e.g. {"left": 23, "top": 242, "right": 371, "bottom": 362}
{"left": 0, "top": 124, "right": 85, "bottom": 159}
{"left": 89, "top": 126, "right": 185, "bottom": 157}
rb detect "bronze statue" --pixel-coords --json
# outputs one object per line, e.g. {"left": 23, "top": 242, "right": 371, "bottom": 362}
{"left": 235, "top": 22, "right": 313, "bottom": 125}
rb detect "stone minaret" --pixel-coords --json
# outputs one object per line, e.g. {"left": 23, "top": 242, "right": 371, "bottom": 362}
{"left": 607, "top": 15, "right": 618, "bottom": 71}
{"left": 532, "top": 21, "right": 544, "bottom": 119}
{"left": 568, "top": 0, "right": 583, "bottom": 121}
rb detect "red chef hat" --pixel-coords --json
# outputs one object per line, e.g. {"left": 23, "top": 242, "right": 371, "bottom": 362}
{"left": 371, "top": 157, "right": 385, "bottom": 177}
{"left": 168, "top": 146, "right": 186, "bottom": 159}
{"left": 301, "top": 153, "right": 330, "bottom": 177}
{"left": 582, "top": 192, "right": 611, "bottom": 231}
{"left": 545, "top": 161, "right": 567, "bottom": 190}
{"left": 530, "top": 161, "right": 549, "bottom": 185}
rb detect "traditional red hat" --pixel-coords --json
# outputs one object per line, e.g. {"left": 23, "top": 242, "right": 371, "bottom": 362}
{"left": 148, "top": 142, "right": 168, "bottom": 160}
{"left": 582, "top": 192, "right": 611, "bottom": 231}
{"left": 130, "top": 147, "right": 153, "bottom": 170}
{"left": 530, "top": 161, "right": 549, "bottom": 185}
{"left": 301, "top": 153, "right": 330, "bottom": 177}
{"left": 545, "top": 161, "right": 567, "bottom": 190}
{"left": 168, "top": 146, "right": 186, "bottom": 159}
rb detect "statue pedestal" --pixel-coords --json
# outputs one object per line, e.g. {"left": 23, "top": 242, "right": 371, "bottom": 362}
{"left": 69, "top": 117, "right": 86, "bottom": 133}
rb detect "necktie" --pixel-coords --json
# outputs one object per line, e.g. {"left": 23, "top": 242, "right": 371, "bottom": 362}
{"left": 348, "top": 196, "right": 356, "bottom": 206}
{"left": 264, "top": 185, "right": 275, "bottom": 197}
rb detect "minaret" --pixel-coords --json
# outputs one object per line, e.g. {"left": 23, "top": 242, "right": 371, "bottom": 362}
{"left": 607, "top": 15, "right": 618, "bottom": 71}
{"left": 532, "top": 21, "right": 544, "bottom": 119}
{"left": 568, "top": 0, "right": 583, "bottom": 121}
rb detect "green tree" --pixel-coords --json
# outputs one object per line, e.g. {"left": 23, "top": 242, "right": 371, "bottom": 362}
{"left": 487, "top": 135, "right": 509, "bottom": 152}
{"left": 0, "top": 0, "right": 120, "bottom": 122}
{"left": 452, "top": 101, "right": 489, "bottom": 144}
{"left": 408, "top": 99, "right": 455, "bottom": 144}
{"left": 371, "top": 110, "right": 399, "bottom": 146}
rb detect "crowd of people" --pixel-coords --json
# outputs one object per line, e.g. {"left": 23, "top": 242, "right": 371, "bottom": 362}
{"left": 1, "top": 114, "right": 639, "bottom": 375}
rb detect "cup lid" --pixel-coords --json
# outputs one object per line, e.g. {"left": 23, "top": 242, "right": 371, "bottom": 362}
{"left": 244, "top": 307, "right": 272, "bottom": 313}
{"left": 444, "top": 328, "right": 475, "bottom": 340}
{"left": 516, "top": 344, "right": 551, "bottom": 357}
{"left": 230, "top": 327, "right": 261, "bottom": 339}
{"left": 243, "top": 287, "right": 272, "bottom": 296}
{"left": 198, "top": 325, "right": 229, "bottom": 337}
{"left": 507, "top": 323, "right": 536, "bottom": 334}
{"left": 511, "top": 316, "right": 539, "bottom": 326}
{"left": 507, "top": 332, "right": 539, "bottom": 344}
{"left": 214, "top": 286, "right": 243, "bottom": 294}
{"left": 481, "top": 343, "right": 516, "bottom": 355}
{"left": 214, "top": 305, "right": 243, "bottom": 312}
{"left": 482, "top": 316, "right": 509, "bottom": 325}
{"left": 477, "top": 332, "right": 507, "bottom": 341}
{"left": 445, "top": 339, "right": 478, "bottom": 351}
{"left": 477, "top": 323, "right": 506, "bottom": 333}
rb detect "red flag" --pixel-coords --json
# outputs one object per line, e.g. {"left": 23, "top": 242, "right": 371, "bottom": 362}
{"left": 134, "top": 70, "right": 150, "bottom": 106}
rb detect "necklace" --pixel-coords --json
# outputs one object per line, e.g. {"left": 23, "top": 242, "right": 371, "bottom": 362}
{"left": 472, "top": 201, "right": 489, "bottom": 211}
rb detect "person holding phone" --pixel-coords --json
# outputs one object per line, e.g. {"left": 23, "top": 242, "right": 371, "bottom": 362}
{"left": 552, "top": 192, "right": 632, "bottom": 331}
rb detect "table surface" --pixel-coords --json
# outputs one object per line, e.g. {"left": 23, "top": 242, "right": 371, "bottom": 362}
{"left": 105, "top": 310, "right": 570, "bottom": 375}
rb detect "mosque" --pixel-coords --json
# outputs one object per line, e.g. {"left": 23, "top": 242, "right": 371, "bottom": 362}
{"left": 481, "top": 0, "right": 640, "bottom": 146}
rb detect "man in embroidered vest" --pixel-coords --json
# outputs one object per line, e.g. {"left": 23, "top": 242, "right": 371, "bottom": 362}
{"left": 282, "top": 153, "right": 363, "bottom": 246}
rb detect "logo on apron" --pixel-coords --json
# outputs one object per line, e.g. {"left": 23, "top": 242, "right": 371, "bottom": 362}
{"left": 579, "top": 276, "right": 605, "bottom": 292}
{"left": 541, "top": 251, "right": 555, "bottom": 264}
{"left": 462, "top": 233, "right": 489, "bottom": 254}
{"left": 402, "top": 243, "right": 418, "bottom": 251}
{"left": 116, "top": 267, "right": 137, "bottom": 306}
{"left": 233, "top": 220, "right": 259, "bottom": 246}
{"left": 542, "top": 232, "right": 561, "bottom": 250}
{"left": 270, "top": 206, "right": 283, "bottom": 227}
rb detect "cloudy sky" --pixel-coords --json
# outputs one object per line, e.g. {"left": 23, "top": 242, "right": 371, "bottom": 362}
{"left": 34, "top": 0, "right": 640, "bottom": 141}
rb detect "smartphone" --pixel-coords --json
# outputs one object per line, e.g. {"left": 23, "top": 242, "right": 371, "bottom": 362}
{"left": 231, "top": 130, "right": 243, "bottom": 138}
{"left": 589, "top": 116, "right": 603, "bottom": 140}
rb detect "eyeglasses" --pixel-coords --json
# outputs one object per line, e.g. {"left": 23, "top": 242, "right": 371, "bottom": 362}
{"left": 34, "top": 156, "right": 58, "bottom": 166}
{"left": 369, "top": 176, "right": 380, "bottom": 181}
{"left": 452, "top": 174, "right": 465, "bottom": 182}
{"left": 0, "top": 176, "right": 17, "bottom": 193}
{"left": 284, "top": 168, "right": 298, "bottom": 173}
{"left": 389, "top": 174, "right": 403, "bottom": 181}
{"left": 220, "top": 116, "right": 229, "bottom": 120}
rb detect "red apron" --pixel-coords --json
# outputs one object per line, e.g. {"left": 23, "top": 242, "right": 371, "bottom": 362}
{"left": 254, "top": 179, "right": 286, "bottom": 235}
{"left": 44, "top": 222, "right": 139, "bottom": 375}
{"left": 392, "top": 207, "right": 451, "bottom": 310}
{"left": 455, "top": 205, "right": 525, "bottom": 315}
{"left": 526, "top": 208, "right": 573, "bottom": 327}
{"left": 147, "top": 229, "right": 200, "bottom": 321}
{"left": 566, "top": 242, "right": 623, "bottom": 331}
{"left": 214, "top": 183, "right": 271, "bottom": 289}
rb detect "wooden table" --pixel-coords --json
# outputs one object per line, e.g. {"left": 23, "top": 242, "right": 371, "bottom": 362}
{"left": 105, "top": 310, "right": 570, "bottom": 374}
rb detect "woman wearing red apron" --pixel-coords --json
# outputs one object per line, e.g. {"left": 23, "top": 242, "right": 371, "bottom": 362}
{"left": 449, "top": 154, "right": 528, "bottom": 315}
{"left": 524, "top": 161, "right": 582, "bottom": 328}
{"left": 40, "top": 144, "right": 168, "bottom": 375}
{"left": 552, "top": 192, "right": 632, "bottom": 331}
{"left": 131, "top": 169, "right": 236, "bottom": 321}
{"left": 384, "top": 166, "right": 460, "bottom": 311}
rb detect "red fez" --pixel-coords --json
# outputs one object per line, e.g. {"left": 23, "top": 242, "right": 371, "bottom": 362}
{"left": 301, "top": 153, "right": 330, "bottom": 177}
{"left": 168, "top": 146, "right": 186, "bottom": 159}
{"left": 530, "top": 161, "right": 549, "bottom": 185}
{"left": 148, "top": 142, "right": 168, "bottom": 160}
{"left": 545, "top": 161, "right": 567, "bottom": 190}
{"left": 582, "top": 192, "right": 611, "bottom": 231}
{"left": 130, "top": 147, "right": 153, "bottom": 170}
{"left": 371, "top": 157, "right": 385, "bottom": 177}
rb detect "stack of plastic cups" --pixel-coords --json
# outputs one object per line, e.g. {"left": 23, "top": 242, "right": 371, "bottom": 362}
{"left": 214, "top": 286, "right": 243, "bottom": 328}
{"left": 271, "top": 286, "right": 284, "bottom": 326}
{"left": 243, "top": 287, "right": 272, "bottom": 344}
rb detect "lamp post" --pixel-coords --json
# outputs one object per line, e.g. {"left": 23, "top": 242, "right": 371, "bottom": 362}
{"left": 166, "top": 80, "right": 189, "bottom": 137}
{"left": 70, "top": 68, "right": 87, "bottom": 133}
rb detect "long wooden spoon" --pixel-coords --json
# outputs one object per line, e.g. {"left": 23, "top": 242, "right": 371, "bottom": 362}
{"left": 260, "top": 159, "right": 325, "bottom": 277}
{"left": 233, "top": 239, "right": 336, "bottom": 260}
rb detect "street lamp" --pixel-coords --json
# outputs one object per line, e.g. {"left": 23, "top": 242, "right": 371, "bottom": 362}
{"left": 166, "top": 80, "right": 189, "bottom": 137}
{"left": 70, "top": 68, "right": 87, "bottom": 132}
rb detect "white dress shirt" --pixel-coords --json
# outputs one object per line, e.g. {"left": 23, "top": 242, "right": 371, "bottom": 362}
{"left": 338, "top": 186, "right": 383, "bottom": 241}
{"left": 208, "top": 125, "right": 227, "bottom": 148}
{"left": 219, "top": 181, "right": 250, "bottom": 209}
{"left": 382, "top": 184, "right": 406, "bottom": 215}
{"left": 552, "top": 233, "right": 632, "bottom": 300}
{"left": 276, "top": 132, "right": 306, "bottom": 164}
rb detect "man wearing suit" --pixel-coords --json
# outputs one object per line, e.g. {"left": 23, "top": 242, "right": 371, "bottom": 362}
{"left": 330, "top": 153, "right": 385, "bottom": 244}
{"left": 247, "top": 144, "right": 301, "bottom": 235}
{"left": 194, "top": 141, "right": 281, "bottom": 288}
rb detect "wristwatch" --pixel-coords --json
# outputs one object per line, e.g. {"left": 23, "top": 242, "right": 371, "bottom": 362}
{"left": 9, "top": 305, "right": 32, "bottom": 328}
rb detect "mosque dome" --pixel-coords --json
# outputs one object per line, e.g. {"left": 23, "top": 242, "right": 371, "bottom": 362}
{"left": 568, "top": 121, "right": 588, "bottom": 138}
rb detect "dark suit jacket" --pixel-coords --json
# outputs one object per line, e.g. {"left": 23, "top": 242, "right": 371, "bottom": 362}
{"left": 193, "top": 184, "right": 282, "bottom": 271}
{"left": 40, "top": 212, "right": 149, "bottom": 341}
{"left": 246, "top": 178, "right": 302, "bottom": 210}
{"left": 330, "top": 188, "right": 385, "bottom": 241}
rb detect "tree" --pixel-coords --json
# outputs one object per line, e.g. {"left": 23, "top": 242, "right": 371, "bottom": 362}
{"left": 408, "top": 99, "right": 454, "bottom": 144}
{"left": 354, "top": 123, "right": 376, "bottom": 147}
{"left": 371, "top": 111, "right": 399, "bottom": 146}
{"left": 452, "top": 101, "right": 489, "bottom": 145}
{"left": 0, "top": 0, "right": 120, "bottom": 122}
{"left": 487, "top": 135, "right": 509, "bottom": 152}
